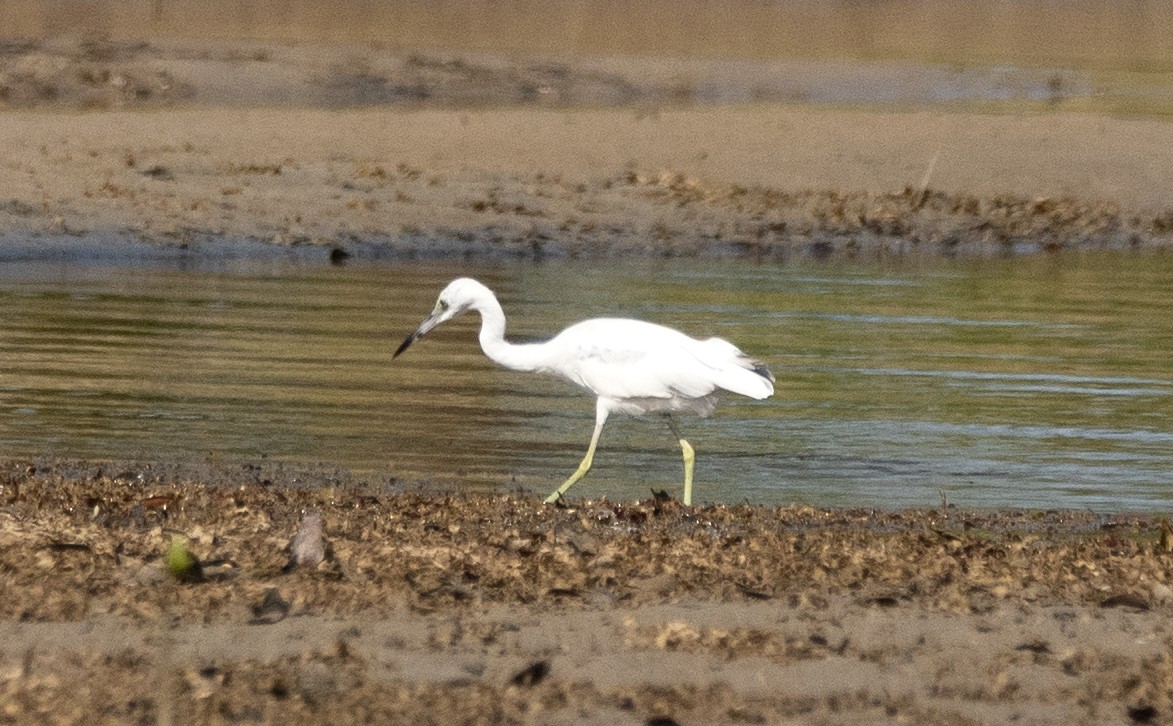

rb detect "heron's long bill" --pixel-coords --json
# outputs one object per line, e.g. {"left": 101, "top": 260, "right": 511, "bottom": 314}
{"left": 393, "top": 310, "right": 442, "bottom": 358}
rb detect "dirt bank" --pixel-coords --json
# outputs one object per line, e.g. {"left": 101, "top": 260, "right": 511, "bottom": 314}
{"left": 1, "top": 460, "right": 1172, "bottom": 724}
{"left": 2, "top": 40, "right": 1173, "bottom": 261}
{"left": 4, "top": 105, "right": 1173, "bottom": 262}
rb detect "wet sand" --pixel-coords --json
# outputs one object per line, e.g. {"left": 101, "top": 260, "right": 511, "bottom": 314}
{"left": 3, "top": 37, "right": 1173, "bottom": 724}
{"left": 2, "top": 460, "right": 1172, "bottom": 724}
{"left": 6, "top": 105, "right": 1173, "bottom": 261}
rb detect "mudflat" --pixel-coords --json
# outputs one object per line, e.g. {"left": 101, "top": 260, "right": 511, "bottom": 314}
{"left": 5, "top": 105, "right": 1173, "bottom": 261}
{"left": 1, "top": 40, "right": 1172, "bottom": 261}
{"left": 1, "top": 461, "right": 1171, "bottom": 725}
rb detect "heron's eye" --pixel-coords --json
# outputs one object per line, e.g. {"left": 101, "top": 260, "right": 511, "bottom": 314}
{"left": 438, "top": 300, "right": 449, "bottom": 311}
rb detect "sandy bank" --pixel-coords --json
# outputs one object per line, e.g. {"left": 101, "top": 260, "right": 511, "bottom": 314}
{"left": 1, "top": 461, "right": 1171, "bottom": 724}
{"left": 2, "top": 39, "right": 1172, "bottom": 260}
{"left": 2, "top": 106, "right": 1173, "bottom": 261}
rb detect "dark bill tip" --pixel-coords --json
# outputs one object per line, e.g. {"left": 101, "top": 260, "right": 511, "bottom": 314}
{"left": 393, "top": 333, "right": 417, "bottom": 359}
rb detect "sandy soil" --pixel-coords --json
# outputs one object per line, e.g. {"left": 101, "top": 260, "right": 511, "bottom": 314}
{"left": 2, "top": 39, "right": 1173, "bottom": 262}
{"left": 2, "top": 460, "right": 1172, "bottom": 725}
{"left": 3, "top": 38, "right": 1173, "bottom": 725}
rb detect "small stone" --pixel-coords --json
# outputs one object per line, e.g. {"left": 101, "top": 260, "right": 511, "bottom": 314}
{"left": 285, "top": 512, "right": 326, "bottom": 572}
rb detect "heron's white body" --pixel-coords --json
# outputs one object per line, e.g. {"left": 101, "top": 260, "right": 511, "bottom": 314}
{"left": 511, "top": 318, "right": 771, "bottom": 415}
{"left": 395, "top": 278, "right": 774, "bottom": 504}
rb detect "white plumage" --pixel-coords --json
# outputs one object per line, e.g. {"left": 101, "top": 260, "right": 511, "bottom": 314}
{"left": 394, "top": 278, "right": 774, "bottom": 505}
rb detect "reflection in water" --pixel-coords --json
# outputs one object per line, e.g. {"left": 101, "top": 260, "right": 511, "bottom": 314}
{"left": 1, "top": 254, "right": 1170, "bottom": 510}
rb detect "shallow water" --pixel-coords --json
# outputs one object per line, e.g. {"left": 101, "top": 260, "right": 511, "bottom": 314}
{"left": 1, "top": 252, "right": 1171, "bottom": 510}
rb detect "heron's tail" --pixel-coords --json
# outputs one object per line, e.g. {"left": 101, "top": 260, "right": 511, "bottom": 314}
{"left": 697, "top": 338, "right": 774, "bottom": 399}
{"left": 719, "top": 357, "right": 774, "bottom": 399}
{"left": 691, "top": 336, "right": 775, "bottom": 399}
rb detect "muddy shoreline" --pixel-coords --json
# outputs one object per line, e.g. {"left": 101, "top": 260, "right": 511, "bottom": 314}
{"left": 2, "top": 459, "right": 1172, "bottom": 724}
{"left": 2, "top": 40, "right": 1173, "bottom": 262}
{"left": 4, "top": 106, "right": 1172, "bottom": 265}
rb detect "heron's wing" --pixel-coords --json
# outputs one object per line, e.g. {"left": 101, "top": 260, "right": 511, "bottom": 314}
{"left": 571, "top": 344, "right": 716, "bottom": 400}
{"left": 550, "top": 319, "right": 772, "bottom": 401}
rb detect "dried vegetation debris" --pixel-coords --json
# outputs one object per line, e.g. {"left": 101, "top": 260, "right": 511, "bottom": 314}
{"left": 622, "top": 169, "right": 1168, "bottom": 257}
{"left": 3, "top": 460, "right": 1173, "bottom": 724}
{"left": 0, "top": 38, "right": 638, "bottom": 110}
{"left": 1, "top": 460, "right": 1171, "bottom": 623}
{"left": 0, "top": 38, "right": 191, "bottom": 109}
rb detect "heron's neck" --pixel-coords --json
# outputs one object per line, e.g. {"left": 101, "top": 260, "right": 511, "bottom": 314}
{"left": 474, "top": 297, "right": 547, "bottom": 372}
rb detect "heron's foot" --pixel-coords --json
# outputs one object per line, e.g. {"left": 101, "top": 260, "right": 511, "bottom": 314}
{"left": 542, "top": 489, "right": 563, "bottom": 505}
{"left": 679, "top": 438, "right": 695, "bottom": 506}
{"left": 544, "top": 457, "right": 593, "bottom": 504}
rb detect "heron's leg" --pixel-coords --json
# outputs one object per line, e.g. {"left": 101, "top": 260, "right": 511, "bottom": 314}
{"left": 545, "top": 400, "right": 609, "bottom": 504}
{"left": 664, "top": 415, "right": 695, "bottom": 506}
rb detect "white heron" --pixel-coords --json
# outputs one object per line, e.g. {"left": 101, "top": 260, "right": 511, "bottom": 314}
{"left": 394, "top": 278, "right": 774, "bottom": 505}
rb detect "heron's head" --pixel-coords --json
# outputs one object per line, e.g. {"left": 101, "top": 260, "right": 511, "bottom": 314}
{"left": 394, "top": 278, "right": 489, "bottom": 358}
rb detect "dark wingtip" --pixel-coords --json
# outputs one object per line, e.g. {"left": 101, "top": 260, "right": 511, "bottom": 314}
{"left": 393, "top": 333, "right": 416, "bottom": 359}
